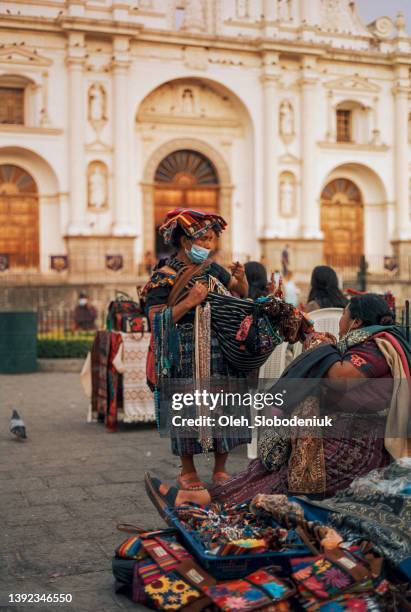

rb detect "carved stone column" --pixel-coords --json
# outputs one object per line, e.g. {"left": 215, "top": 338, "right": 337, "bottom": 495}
{"left": 326, "top": 91, "right": 334, "bottom": 142}
{"left": 66, "top": 32, "right": 89, "bottom": 235}
{"left": 300, "top": 56, "right": 321, "bottom": 239}
{"left": 142, "top": 183, "right": 155, "bottom": 256}
{"left": 112, "top": 35, "right": 134, "bottom": 236}
{"left": 393, "top": 65, "right": 411, "bottom": 241}
{"left": 219, "top": 185, "right": 233, "bottom": 260}
{"left": 261, "top": 52, "right": 280, "bottom": 237}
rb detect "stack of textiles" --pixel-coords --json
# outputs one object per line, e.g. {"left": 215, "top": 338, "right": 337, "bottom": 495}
{"left": 112, "top": 494, "right": 411, "bottom": 610}
{"left": 83, "top": 327, "right": 155, "bottom": 430}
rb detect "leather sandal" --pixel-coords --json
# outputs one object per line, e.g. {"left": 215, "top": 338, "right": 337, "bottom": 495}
{"left": 177, "top": 471, "right": 206, "bottom": 491}
{"left": 212, "top": 471, "right": 231, "bottom": 486}
{"left": 144, "top": 472, "right": 179, "bottom": 524}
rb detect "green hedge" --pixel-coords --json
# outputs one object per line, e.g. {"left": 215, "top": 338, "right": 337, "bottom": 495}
{"left": 37, "top": 337, "right": 93, "bottom": 359}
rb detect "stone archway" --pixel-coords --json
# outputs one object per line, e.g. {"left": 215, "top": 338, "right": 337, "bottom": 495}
{"left": 0, "top": 164, "right": 39, "bottom": 269}
{"left": 142, "top": 138, "right": 233, "bottom": 259}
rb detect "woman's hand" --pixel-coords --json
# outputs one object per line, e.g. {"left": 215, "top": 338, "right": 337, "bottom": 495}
{"left": 185, "top": 282, "right": 208, "bottom": 308}
{"left": 303, "top": 331, "right": 336, "bottom": 351}
{"left": 229, "top": 261, "right": 246, "bottom": 282}
{"left": 229, "top": 262, "right": 249, "bottom": 298}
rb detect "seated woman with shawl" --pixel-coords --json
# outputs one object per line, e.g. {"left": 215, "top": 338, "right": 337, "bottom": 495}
{"left": 143, "top": 208, "right": 249, "bottom": 498}
{"left": 145, "top": 293, "right": 410, "bottom": 511}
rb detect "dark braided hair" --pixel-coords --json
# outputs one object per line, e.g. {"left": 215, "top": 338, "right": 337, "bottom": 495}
{"left": 348, "top": 293, "right": 395, "bottom": 327}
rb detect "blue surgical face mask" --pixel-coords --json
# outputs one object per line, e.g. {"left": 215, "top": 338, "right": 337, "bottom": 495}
{"left": 185, "top": 244, "right": 210, "bottom": 264}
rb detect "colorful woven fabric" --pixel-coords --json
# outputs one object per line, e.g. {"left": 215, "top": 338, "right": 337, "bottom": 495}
{"left": 113, "top": 332, "right": 155, "bottom": 423}
{"left": 90, "top": 330, "right": 111, "bottom": 422}
{"left": 158, "top": 208, "right": 227, "bottom": 244}
{"left": 204, "top": 579, "right": 270, "bottom": 611}
{"left": 116, "top": 536, "right": 144, "bottom": 560}
{"left": 106, "top": 331, "right": 123, "bottom": 432}
{"left": 137, "top": 558, "right": 202, "bottom": 611}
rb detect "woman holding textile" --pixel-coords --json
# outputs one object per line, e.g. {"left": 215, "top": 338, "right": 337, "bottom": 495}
{"left": 143, "top": 208, "right": 249, "bottom": 496}
{"left": 146, "top": 293, "right": 410, "bottom": 511}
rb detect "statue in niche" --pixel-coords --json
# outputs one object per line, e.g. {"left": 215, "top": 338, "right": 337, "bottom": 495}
{"left": 88, "top": 163, "right": 107, "bottom": 209}
{"left": 236, "top": 0, "right": 248, "bottom": 19}
{"left": 277, "top": 0, "right": 291, "bottom": 21}
{"left": 88, "top": 83, "right": 107, "bottom": 123}
{"left": 182, "top": 88, "right": 195, "bottom": 114}
{"left": 279, "top": 100, "right": 295, "bottom": 140}
{"left": 280, "top": 174, "right": 295, "bottom": 217}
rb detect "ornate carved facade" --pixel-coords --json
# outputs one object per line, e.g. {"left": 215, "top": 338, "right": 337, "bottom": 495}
{"left": 0, "top": 0, "right": 410, "bottom": 280}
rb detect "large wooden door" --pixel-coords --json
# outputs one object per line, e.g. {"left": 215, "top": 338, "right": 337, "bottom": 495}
{"left": 154, "top": 150, "right": 219, "bottom": 256}
{"left": 321, "top": 178, "right": 363, "bottom": 268}
{"left": 0, "top": 164, "right": 39, "bottom": 268}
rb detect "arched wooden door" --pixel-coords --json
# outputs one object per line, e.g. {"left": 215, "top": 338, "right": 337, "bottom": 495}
{"left": 0, "top": 164, "right": 39, "bottom": 268}
{"left": 154, "top": 150, "right": 219, "bottom": 256}
{"left": 321, "top": 178, "right": 363, "bottom": 268}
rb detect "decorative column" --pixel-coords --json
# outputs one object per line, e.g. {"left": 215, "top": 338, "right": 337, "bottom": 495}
{"left": 300, "top": 56, "right": 321, "bottom": 239}
{"left": 393, "top": 65, "right": 411, "bottom": 241}
{"left": 262, "top": 0, "right": 278, "bottom": 37}
{"left": 370, "top": 97, "right": 381, "bottom": 145}
{"left": 66, "top": 32, "right": 89, "bottom": 235}
{"left": 112, "top": 35, "right": 133, "bottom": 236}
{"left": 261, "top": 52, "right": 280, "bottom": 236}
{"left": 40, "top": 71, "right": 51, "bottom": 126}
{"left": 299, "top": 0, "right": 320, "bottom": 34}
{"left": 326, "top": 91, "right": 334, "bottom": 142}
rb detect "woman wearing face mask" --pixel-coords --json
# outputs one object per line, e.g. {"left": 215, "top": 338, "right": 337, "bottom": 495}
{"left": 142, "top": 208, "right": 248, "bottom": 497}
{"left": 145, "top": 293, "right": 411, "bottom": 512}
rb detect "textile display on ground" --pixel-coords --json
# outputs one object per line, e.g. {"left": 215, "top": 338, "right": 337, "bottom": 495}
{"left": 81, "top": 295, "right": 155, "bottom": 429}
{"left": 112, "top": 468, "right": 411, "bottom": 610}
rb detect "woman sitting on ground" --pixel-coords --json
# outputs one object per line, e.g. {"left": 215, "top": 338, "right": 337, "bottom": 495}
{"left": 305, "top": 265, "right": 348, "bottom": 312}
{"left": 145, "top": 293, "right": 410, "bottom": 512}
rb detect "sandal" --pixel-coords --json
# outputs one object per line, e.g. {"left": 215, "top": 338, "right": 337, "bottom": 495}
{"left": 144, "top": 472, "right": 179, "bottom": 524}
{"left": 177, "top": 471, "right": 206, "bottom": 491}
{"left": 212, "top": 471, "right": 231, "bottom": 486}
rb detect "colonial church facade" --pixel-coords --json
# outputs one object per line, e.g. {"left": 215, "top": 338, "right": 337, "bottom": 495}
{"left": 1, "top": 0, "right": 411, "bottom": 283}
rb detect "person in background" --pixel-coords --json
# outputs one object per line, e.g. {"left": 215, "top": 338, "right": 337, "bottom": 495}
{"left": 281, "top": 244, "right": 290, "bottom": 276}
{"left": 244, "top": 261, "right": 269, "bottom": 300}
{"left": 73, "top": 293, "right": 98, "bottom": 331}
{"left": 305, "top": 265, "right": 348, "bottom": 313}
{"left": 283, "top": 270, "right": 300, "bottom": 307}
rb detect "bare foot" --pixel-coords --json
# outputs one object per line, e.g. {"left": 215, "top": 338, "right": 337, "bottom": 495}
{"left": 158, "top": 483, "right": 211, "bottom": 506}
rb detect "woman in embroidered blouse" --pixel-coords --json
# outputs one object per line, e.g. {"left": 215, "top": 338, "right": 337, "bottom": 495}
{"left": 143, "top": 208, "right": 249, "bottom": 498}
{"left": 145, "top": 293, "right": 410, "bottom": 511}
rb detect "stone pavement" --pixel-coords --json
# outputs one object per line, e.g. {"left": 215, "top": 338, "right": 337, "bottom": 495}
{"left": 0, "top": 373, "right": 249, "bottom": 612}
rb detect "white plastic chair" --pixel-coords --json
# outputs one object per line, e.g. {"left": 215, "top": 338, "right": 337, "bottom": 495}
{"left": 292, "top": 307, "right": 344, "bottom": 359}
{"left": 247, "top": 342, "right": 289, "bottom": 459}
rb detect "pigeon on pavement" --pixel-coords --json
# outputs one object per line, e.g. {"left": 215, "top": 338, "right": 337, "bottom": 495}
{"left": 10, "top": 410, "right": 27, "bottom": 440}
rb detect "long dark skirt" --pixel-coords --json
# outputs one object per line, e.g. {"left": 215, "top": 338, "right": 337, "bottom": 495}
{"left": 162, "top": 322, "right": 251, "bottom": 456}
{"left": 210, "top": 435, "right": 390, "bottom": 504}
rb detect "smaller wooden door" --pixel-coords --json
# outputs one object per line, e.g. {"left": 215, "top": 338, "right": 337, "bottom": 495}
{"left": 0, "top": 164, "right": 39, "bottom": 268}
{"left": 321, "top": 178, "right": 363, "bottom": 268}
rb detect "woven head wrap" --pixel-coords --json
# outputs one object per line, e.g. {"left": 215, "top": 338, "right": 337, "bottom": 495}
{"left": 159, "top": 208, "right": 227, "bottom": 244}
